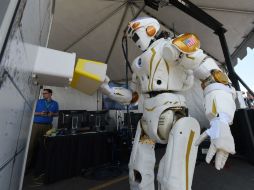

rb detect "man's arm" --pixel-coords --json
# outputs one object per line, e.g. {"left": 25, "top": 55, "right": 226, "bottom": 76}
{"left": 34, "top": 111, "right": 47, "bottom": 116}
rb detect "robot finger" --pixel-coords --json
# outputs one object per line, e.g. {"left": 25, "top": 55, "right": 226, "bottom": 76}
{"left": 215, "top": 150, "right": 229, "bottom": 170}
{"left": 220, "top": 151, "right": 229, "bottom": 169}
{"left": 195, "top": 131, "right": 208, "bottom": 146}
{"left": 206, "top": 143, "right": 217, "bottom": 164}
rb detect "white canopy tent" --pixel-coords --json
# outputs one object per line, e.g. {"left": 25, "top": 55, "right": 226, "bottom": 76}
{"left": 48, "top": 0, "right": 254, "bottom": 80}
{"left": 48, "top": 0, "right": 254, "bottom": 127}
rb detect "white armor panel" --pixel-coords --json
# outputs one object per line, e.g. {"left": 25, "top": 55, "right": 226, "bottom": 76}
{"left": 157, "top": 110, "right": 174, "bottom": 141}
{"left": 132, "top": 38, "right": 193, "bottom": 93}
{"left": 203, "top": 83, "right": 236, "bottom": 123}
{"left": 178, "top": 49, "right": 207, "bottom": 70}
{"left": 193, "top": 57, "right": 221, "bottom": 81}
{"left": 99, "top": 76, "right": 132, "bottom": 104}
{"left": 157, "top": 117, "right": 200, "bottom": 190}
{"left": 129, "top": 122, "right": 156, "bottom": 190}
{"left": 130, "top": 73, "right": 139, "bottom": 92}
{"left": 142, "top": 93, "right": 187, "bottom": 143}
{"left": 127, "top": 17, "right": 160, "bottom": 51}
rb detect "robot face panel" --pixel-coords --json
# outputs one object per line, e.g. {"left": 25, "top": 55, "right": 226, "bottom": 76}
{"left": 127, "top": 17, "right": 160, "bottom": 51}
{"left": 132, "top": 33, "right": 140, "bottom": 43}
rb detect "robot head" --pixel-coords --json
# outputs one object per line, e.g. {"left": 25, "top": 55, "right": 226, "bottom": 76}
{"left": 127, "top": 17, "right": 160, "bottom": 51}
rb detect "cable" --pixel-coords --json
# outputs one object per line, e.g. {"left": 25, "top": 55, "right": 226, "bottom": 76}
{"left": 121, "top": 35, "right": 134, "bottom": 139}
{"left": 121, "top": 36, "right": 133, "bottom": 73}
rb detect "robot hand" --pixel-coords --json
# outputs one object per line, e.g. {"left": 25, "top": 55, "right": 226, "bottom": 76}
{"left": 99, "top": 76, "right": 134, "bottom": 104}
{"left": 195, "top": 113, "right": 235, "bottom": 170}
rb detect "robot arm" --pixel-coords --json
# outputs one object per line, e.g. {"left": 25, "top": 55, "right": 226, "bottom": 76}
{"left": 193, "top": 50, "right": 236, "bottom": 170}
{"left": 163, "top": 33, "right": 236, "bottom": 170}
{"left": 99, "top": 76, "right": 132, "bottom": 104}
{"left": 99, "top": 73, "right": 139, "bottom": 105}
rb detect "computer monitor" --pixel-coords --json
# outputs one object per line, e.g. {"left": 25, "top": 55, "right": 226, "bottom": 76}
{"left": 58, "top": 110, "right": 86, "bottom": 130}
{"left": 88, "top": 110, "right": 108, "bottom": 131}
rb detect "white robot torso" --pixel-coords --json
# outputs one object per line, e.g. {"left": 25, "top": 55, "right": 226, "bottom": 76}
{"left": 132, "top": 38, "right": 191, "bottom": 93}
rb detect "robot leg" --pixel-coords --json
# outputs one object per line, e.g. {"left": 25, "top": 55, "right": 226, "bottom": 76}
{"left": 157, "top": 117, "right": 200, "bottom": 190}
{"left": 129, "top": 120, "right": 156, "bottom": 190}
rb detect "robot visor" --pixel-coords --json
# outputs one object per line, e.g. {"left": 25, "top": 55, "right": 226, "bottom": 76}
{"left": 132, "top": 33, "right": 140, "bottom": 43}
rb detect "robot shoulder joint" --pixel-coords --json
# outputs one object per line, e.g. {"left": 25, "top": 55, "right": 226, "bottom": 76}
{"left": 172, "top": 33, "right": 200, "bottom": 54}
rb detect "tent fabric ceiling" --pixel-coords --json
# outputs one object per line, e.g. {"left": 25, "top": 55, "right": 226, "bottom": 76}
{"left": 48, "top": 0, "right": 254, "bottom": 81}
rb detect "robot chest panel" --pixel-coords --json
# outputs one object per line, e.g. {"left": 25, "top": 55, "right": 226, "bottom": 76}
{"left": 132, "top": 47, "right": 169, "bottom": 92}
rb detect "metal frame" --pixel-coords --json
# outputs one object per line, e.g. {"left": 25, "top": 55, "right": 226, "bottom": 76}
{"left": 105, "top": 4, "right": 129, "bottom": 64}
{"left": 168, "top": 0, "right": 226, "bottom": 33}
{"left": 133, "top": 2, "right": 221, "bottom": 63}
{"left": 144, "top": 0, "right": 254, "bottom": 94}
{"left": 64, "top": 1, "right": 128, "bottom": 51}
{"left": 0, "top": 0, "right": 22, "bottom": 65}
{"left": 106, "top": 3, "right": 146, "bottom": 63}
{"left": 64, "top": 0, "right": 253, "bottom": 95}
{"left": 167, "top": 0, "right": 241, "bottom": 90}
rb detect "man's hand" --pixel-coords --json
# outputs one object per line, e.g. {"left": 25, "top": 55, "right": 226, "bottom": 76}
{"left": 48, "top": 112, "right": 53, "bottom": 117}
{"left": 195, "top": 116, "right": 235, "bottom": 170}
{"left": 41, "top": 111, "right": 48, "bottom": 116}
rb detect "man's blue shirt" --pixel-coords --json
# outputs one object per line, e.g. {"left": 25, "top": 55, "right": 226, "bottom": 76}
{"left": 33, "top": 99, "right": 59, "bottom": 124}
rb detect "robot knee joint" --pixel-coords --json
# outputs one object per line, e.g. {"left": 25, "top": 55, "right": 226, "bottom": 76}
{"left": 134, "top": 170, "right": 142, "bottom": 183}
{"left": 130, "top": 168, "right": 154, "bottom": 189}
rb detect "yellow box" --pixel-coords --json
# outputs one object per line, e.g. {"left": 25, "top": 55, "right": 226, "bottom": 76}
{"left": 70, "top": 59, "right": 107, "bottom": 95}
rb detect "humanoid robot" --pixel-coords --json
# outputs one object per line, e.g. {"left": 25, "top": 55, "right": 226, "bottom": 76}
{"left": 98, "top": 17, "right": 237, "bottom": 190}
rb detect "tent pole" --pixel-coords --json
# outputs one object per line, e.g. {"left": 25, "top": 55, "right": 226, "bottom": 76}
{"left": 105, "top": 4, "right": 129, "bottom": 64}
{"left": 216, "top": 30, "right": 240, "bottom": 90}
{"left": 64, "top": 1, "right": 128, "bottom": 51}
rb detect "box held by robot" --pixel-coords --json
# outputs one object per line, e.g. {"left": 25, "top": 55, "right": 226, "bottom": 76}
{"left": 71, "top": 59, "right": 107, "bottom": 95}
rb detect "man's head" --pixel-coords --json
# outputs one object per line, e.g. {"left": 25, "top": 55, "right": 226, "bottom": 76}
{"left": 127, "top": 17, "right": 160, "bottom": 51}
{"left": 42, "top": 89, "right": 53, "bottom": 100}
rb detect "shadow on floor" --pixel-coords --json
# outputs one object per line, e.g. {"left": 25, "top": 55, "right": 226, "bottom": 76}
{"left": 23, "top": 149, "right": 254, "bottom": 190}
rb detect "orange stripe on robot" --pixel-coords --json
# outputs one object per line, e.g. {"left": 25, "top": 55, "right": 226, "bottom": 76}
{"left": 164, "top": 60, "right": 170, "bottom": 74}
{"left": 164, "top": 60, "right": 170, "bottom": 89}
{"left": 145, "top": 101, "right": 170, "bottom": 111}
{"left": 186, "top": 54, "right": 195, "bottom": 60}
{"left": 148, "top": 48, "right": 156, "bottom": 91}
{"left": 163, "top": 101, "right": 169, "bottom": 105}
{"left": 145, "top": 106, "right": 157, "bottom": 111}
{"left": 212, "top": 99, "right": 217, "bottom": 116}
{"left": 185, "top": 130, "right": 195, "bottom": 190}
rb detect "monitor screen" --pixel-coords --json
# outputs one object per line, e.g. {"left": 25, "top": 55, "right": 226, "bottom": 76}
{"left": 58, "top": 110, "right": 87, "bottom": 129}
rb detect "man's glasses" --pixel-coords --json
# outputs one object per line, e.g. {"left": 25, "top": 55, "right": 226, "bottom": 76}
{"left": 43, "top": 92, "right": 49, "bottom": 95}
